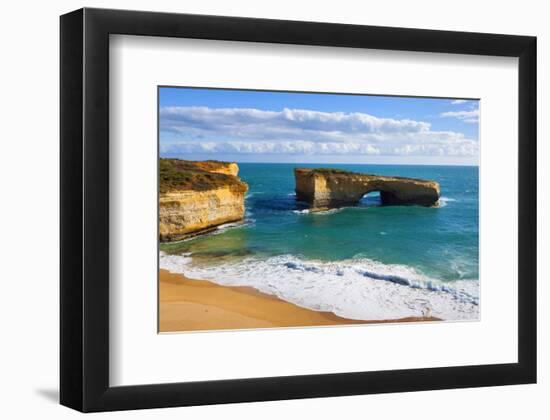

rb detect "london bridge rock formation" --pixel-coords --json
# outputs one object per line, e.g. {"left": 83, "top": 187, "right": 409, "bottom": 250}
{"left": 294, "top": 168, "right": 440, "bottom": 211}
{"left": 159, "top": 159, "right": 248, "bottom": 242}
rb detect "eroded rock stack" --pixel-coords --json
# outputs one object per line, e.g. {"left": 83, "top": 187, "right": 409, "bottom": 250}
{"left": 294, "top": 168, "right": 440, "bottom": 211}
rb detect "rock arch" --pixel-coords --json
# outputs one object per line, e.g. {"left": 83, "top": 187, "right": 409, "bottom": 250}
{"left": 294, "top": 168, "right": 440, "bottom": 211}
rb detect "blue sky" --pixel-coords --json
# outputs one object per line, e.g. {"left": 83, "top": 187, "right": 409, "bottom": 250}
{"left": 159, "top": 87, "right": 479, "bottom": 165}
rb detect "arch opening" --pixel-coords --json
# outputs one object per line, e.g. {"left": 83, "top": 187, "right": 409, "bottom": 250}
{"left": 360, "top": 190, "right": 383, "bottom": 206}
{"left": 360, "top": 189, "right": 401, "bottom": 206}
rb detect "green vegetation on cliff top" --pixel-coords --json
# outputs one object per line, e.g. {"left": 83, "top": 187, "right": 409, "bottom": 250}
{"left": 296, "top": 167, "right": 374, "bottom": 176}
{"left": 310, "top": 168, "right": 359, "bottom": 175}
{"left": 160, "top": 159, "right": 247, "bottom": 193}
{"left": 296, "top": 167, "right": 433, "bottom": 183}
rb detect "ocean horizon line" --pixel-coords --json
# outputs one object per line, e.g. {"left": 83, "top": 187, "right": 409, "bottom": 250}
{"left": 159, "top": 156, "right": 479, "bottom": 167}
{"left": 234, "top": 161, "right": 480, "bottom": 167}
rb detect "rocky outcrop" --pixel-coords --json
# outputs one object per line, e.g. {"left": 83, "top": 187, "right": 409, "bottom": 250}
{"left": 160, "top": 159, "right": 248, "bottom": 242}
{"left": 295, "top": 168, "right": 440, "bottom": 210}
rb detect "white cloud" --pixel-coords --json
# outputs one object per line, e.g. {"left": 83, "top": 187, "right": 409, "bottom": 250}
{"left": 161, "top": 141, "right": 382, "bottom": 156}
{"left": 160, "top": 106, "right": 478, "bottom": 158}
{"left": 451, "top": 99, "right": 467, "bottom": 104}
{"left": 440, "top": 109, "right": 480, "bottom": 124}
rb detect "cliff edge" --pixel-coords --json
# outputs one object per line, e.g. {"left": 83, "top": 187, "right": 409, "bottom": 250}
{"left": 295, "top": 168, "right": 440, "bottom": 210}
{"left": 160, "top": 159, "right": 248, "bottom": 242}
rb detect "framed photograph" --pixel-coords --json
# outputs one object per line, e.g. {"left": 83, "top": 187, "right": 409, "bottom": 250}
{"left": 60, "top": 8, "right": 536, "bottom": 412}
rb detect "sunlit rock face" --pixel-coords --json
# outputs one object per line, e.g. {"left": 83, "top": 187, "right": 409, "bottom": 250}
{"left": 159, "top": 159, "right": 248, "bottom": 242}
{"left": 294, "top": 168, "right": 440, "bottom": 211}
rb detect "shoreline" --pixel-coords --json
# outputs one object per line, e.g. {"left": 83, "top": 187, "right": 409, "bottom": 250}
{"left": 159, "top": 269, "right": 440, "bottom": 332}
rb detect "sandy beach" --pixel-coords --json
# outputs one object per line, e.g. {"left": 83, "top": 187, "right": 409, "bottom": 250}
{"left": 159, "top": 269, "right": 439, "bottom": 332}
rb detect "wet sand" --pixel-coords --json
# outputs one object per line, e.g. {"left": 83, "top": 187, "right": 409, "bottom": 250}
{"left": 159, "top": 269, "right": 439, "bottom": 332}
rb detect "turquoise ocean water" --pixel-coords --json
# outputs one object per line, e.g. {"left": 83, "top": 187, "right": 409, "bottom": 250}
{"left": 160, "top": 163, "right": 480, "bottom": 321}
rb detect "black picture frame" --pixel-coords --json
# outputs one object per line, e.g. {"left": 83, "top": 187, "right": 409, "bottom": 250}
{"left": 60, "top": 7, "right": 537, "bottom": 412}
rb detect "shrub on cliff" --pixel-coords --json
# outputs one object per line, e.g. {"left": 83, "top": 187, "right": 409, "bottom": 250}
{"left": 160, "top": 158, "right": 247, "bottom": 193}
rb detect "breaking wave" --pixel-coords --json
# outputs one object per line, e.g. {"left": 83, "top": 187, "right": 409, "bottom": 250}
{"left": 438, "top": 197, "right": 456, "bottom": 207}
{"left": 160, "top": 253, "right": 479, "bottom": 321}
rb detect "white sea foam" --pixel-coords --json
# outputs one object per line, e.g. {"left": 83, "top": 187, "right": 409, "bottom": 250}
{"left": 205, "top": 219, "right": 255, "bottom": 238}
{"left": 169, "top": 220, "right": 253, "bottom": 243}
{"left": 245, "top": 192, "right": 260, "bottom": 199}
{"left": 160, "top": 253, "right": 479, "bottom": 321}
{"left": 313, "top": 208, "right": 343, "bottom": 215}
{"left": 216, "top": 221, "right": 246, "bottom": 231}
{"left": 292, "top": 208, "right": 343, "bottom": 215}
{"left": 438, "top": 197, "right": 457, "bottom": 207}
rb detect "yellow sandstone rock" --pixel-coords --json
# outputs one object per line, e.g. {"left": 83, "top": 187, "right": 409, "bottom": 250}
{"left": 295, "top": 168, "right": 440, "bottom": 211}
{"left": 159, "top": 159, "right": 248, "bottom": 242}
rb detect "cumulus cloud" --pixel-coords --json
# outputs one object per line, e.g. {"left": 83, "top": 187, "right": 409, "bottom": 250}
{"left": 451, "top": 99, "right": 467, "bottom": 104}
{"left": 160, "top": 106, "right": 478, "bottom": 158}
{"left": 440, "top": 109, "right": 479, "bottom": 124}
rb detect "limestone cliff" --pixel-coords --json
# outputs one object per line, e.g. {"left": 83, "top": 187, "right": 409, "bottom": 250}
{"left": 182, "top": 160, "right": 239, "bottom": 177}
{"left": 295, "top": 168, "right": 440, "bottom": 210}
{"left": 160, "top": 159, "right": 248, "bottom": 242}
